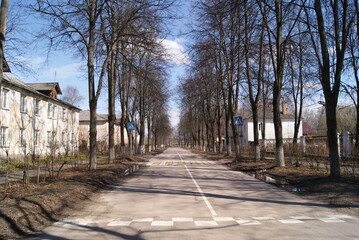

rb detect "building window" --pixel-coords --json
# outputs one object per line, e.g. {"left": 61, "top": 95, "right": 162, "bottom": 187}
{"left": 20, "top": 94, "right": 26, "bottom": 113}
{"left": 62, "top": 108, "right": 67, "bottom": 121}
{"left": 34, "top": 99, "right": 40, "bottom": 115}
{"left": 47, "top": 131, "right": 52, "bottom": 146}
{"left": 2, "top": 88, "right": 9, "bottom": 109}
{"left": 20, "top": 129, "right": 25, "bottom": 147}
{"left": 53, "top": 105, "right": 56, "bottom": 119}
{"left": 61, "top": 132, "right": 65, "bottom": 145}
{"left": 1, "top": 127, "right": 8, "bottom": 146}
{"left": 47, "top": 103, "right": 52, "bottom": 118}
{"left": 34, "top": 130, "right": 39, "bottom": 146}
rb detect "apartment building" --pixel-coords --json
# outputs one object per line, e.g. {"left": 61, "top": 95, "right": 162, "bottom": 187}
{"left": 0, "top": 74, "right": 81, "bottom": 160}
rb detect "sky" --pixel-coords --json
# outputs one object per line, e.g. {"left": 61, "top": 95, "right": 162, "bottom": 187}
{"left": 5, "top": 0, "right": 195, "bottom": 128}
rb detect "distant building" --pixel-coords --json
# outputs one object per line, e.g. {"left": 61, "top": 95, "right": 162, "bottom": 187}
{"left": 302, "top": 122, "right": 316, "bottom": 136}
{"left": 79, "top": 110, "right": 128, "bottom": 153}
{"left": 240, "top": 102, "right": 303, "bottom": 144}
{"left": 0, "top": 74, "right": 81, "bottom": 160}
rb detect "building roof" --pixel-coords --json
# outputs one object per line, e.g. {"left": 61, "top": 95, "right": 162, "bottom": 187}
{"left": 26, "top": 82, "right": 62, "bottom": 95}
{"left": 79, "top": 110, "right": 121, "bottom": 125}
{"left": 79, "top": 110, "right": 108, "bottom": 122}
{"left": 2, "top": 74, "right": 81, "bottom": 111}
{"left": 3, "top": 58, "right": 10, "bottom": 72}
{"left": 243, "top": 112, "right": 297, "bottom": 121}
{"left": 302, "top": 122, "right": 316, "bottom": 136}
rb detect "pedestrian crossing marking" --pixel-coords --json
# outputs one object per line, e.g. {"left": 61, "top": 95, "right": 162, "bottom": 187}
{"left": 59, "top": 214, "right": 357, "bottom": 229}
{"left": 146, "top": 161, "right": 217, "bottom": 166}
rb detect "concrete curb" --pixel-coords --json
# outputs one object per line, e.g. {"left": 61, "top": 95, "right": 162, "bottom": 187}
{"left": 123, "top": 164, "right": 140, "bottom": 176}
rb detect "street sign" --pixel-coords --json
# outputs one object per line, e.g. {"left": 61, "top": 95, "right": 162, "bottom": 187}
{"left": 233, "top": 116, "right": 243, "bottom": 126}
{"left": 127, "top": 122, "right": 136, "bottom": 131}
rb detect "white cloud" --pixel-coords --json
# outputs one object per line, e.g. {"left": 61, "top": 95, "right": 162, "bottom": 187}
{"left": 40, "top": 62, "right": 85, "bottom": 81}
{"left": 160, "top": 38, "right": 190, "bottom": 66}
{"left": 169, "top": 107, "right": 181, "bottom": 128}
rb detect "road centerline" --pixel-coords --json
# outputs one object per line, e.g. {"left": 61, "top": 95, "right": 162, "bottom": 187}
{"left": 176, "top": 150, "right": 217, "bottom": 217}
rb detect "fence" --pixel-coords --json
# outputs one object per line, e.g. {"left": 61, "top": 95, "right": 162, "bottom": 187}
{"left": 257, "top": 132, "right": 358, "bottom": 177}
{"left": 261, "top": 132, "right": 358, "bottom": 158}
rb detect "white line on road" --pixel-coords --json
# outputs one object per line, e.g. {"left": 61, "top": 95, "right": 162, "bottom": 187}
{"left": 176, "top": 151, "right": 217, "bottom": 217}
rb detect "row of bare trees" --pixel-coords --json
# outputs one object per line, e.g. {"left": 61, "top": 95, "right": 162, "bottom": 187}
{"left": 29, "top": 0, "right": 174, "bottom": 169}
{"left": 178, "top": 0, "right": 357, "bottom": 178}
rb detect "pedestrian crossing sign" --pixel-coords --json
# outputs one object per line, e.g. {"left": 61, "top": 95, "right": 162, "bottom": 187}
{"left": 127, "top": 122, "right": 136, "bottom": 131}
{"left": 233, "top": 116, "right": 243, "bottom": 126}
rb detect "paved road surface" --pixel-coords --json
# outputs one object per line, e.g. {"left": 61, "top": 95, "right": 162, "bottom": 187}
{"left": 30, "top": 148, "right": 359, "bottom": 240}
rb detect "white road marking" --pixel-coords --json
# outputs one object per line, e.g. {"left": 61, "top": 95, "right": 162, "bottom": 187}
{"left": 213, "top": 217, "right": 235, "bottom": 222}
{"left": 59, "top": 215, "right": 353, "bottom": 228}
{"left": 107, "top": 221, "right": 132, "bottom": 226}
{"left": 151, "top": 221, "right": 174, "bottom": 227}
{"left": 278, "top": 219, "right": 304, "bottom": 224}
{"left": 172, "top": 217, "right": 194, "bottom": 222}
{"left": 133, "top": 218, "right": 154, "bottom": 222}
{"left": 195, "top": 221, "right": 218, "bottom": 226}
{"left": 327, "top": 215, "right": 354, "bottom": 219}
{"left": 176, "top": 151, "right": 217, "bottom": 217}
{"left": 252, "top": 217, "right": 275, "bottom": 220}
{"left": 290, "top": 216, "right": 315, "bottom": 220}
{"left": 318, "top": 218, "right": 346, "bottom": 223}
{"left": 236, "top": 220, "right": 261, "bottom": 225}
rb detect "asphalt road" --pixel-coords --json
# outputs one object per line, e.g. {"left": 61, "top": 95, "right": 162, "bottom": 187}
{"left": 30, "top": 148, "right": 359, "bottom": 240}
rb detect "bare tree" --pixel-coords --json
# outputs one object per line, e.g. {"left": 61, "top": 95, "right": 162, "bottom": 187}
{"left": 304, "top": 0, "right": 353, "bottom": 178}
{"left": 258, "top": 0, "right": 304, "bottom": 167}
{"left": 0, "top": 0, "right": 9, "bottom": 115}
{"left": 61, "top": 86, "right": 84, "bottom": 107}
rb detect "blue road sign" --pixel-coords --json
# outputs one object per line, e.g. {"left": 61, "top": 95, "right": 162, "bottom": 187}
{"left": 233, "top": 116, "right": 243, "bottom": 126}
{"left": 127, "top": 122, "right": 136, "bottom": 131}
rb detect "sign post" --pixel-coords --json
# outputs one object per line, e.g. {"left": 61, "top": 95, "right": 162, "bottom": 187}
{"left": 127, "top": 123, "right": 136, "bottom": 155}
{"left": 233, "top": 116, "right": 243, "bottom": 126}
{"left": 233, "top": 116, "right": 243, "bottom": 145}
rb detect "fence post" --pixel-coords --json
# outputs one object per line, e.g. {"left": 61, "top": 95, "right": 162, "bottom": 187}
{"left": 343, "top": 131, "right": 351, "bottom": 157}
{"left": 300, "top": 136, "right": 305, "bottom": 154}
{"left": 337, "top": 133, "right": 341, "bottom": 157}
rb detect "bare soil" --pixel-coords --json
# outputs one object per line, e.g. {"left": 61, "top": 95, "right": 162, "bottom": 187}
{"left": 197, "top": 151, "right": 359, "bottom": 217}
{"left": 0, "top": 154, "right": 155, "bottom": 240}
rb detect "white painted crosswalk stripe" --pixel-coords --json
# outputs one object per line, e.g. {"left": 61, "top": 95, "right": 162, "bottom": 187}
{"left": 60, "top": 214, "right": 355, "bottom": 228}
{"left": 147, "top": 161, "right": 217, "bottom": 166}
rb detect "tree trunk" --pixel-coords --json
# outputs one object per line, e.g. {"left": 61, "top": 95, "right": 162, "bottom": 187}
{"left": 89, "top": 100, "right": 97, "bottom": 170}
{"left": 225, "top": 114, "right": 231, "bottom": 155}
{"left": 325, "top": 100, "right": 340, "bottom": 177}
{"left": 313, "top": 0, "right": 349, "bottom": 178}
{"left": 108, "top": 55, "right": 115, "bottom": 163}
{"left": 217, "top": 117, "right": 222, "bottom": 153}
{"left": 88, "top": 3, "right": 97, "bottom": 170}
{"left": 0, "top": 0, "right": 8, "bottom": 82}
{"left": 273, "top": 78, "right": 285, "bottom": 167}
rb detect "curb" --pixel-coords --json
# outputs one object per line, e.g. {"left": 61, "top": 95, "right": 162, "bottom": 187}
{"left": 123, "top": 164, "right": 140, "bottom": 176}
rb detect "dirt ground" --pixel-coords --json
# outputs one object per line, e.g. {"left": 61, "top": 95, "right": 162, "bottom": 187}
{"left": 0, "top": 154, "right": 154, "bottom": 240}
{"left": 199, "top": 151, "right": 359, "bottom": 218}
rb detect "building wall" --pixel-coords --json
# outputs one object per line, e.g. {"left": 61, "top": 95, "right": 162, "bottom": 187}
{"left": 0, "top": 83, "right": 80, "bottom": 160}
{"left": 244, "top": 119, "right": 303, "bottom": 143}
{"left": 79, "top": 120, "right": 128, "bottom": 152}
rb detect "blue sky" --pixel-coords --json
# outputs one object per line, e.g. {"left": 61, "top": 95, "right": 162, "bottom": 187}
{"left": 5, "top": 0, "right": 195, "bottom": 128}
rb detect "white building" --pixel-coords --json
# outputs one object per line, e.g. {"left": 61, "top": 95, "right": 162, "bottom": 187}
{"left": 0, "top": 74, "right": 81, "bottom": 160}
{"left": 240, "top": 102, "right": 303, "bottom": 144}
{"left": 241, "top": 115, "right": 303, "bottom": 144}
{"left": 79, "top": 110, "right": 128, "bottom": 154}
